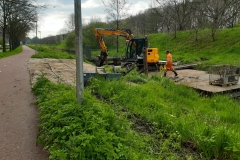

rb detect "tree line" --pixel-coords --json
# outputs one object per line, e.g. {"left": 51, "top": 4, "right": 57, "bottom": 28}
{"left": 58, "top": 0, "right": 240, "bottom": 51}
{"left": 5, "top": 0, "right": 240, "bottom": 51}
{"left": 0, "top": 0, "right": 45, "bottom": 52}
{"left": 150, "top": 0, "right": 240, "bottom": 41}
{"left": 124, "top": 0, "right": 240, "bottom": 42}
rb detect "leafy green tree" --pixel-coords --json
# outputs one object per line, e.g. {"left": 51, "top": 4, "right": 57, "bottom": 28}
{"left": 0, "top": 0, "right": 46, "bottom": 52}
{"left": 82, "top": 21, "right": 108, "bottom": 48}
{"left": 65, "top": 32, "right": 75, "bottom": 49}
{"left": 64, "top": 20, "right": 108, "bottom": 50}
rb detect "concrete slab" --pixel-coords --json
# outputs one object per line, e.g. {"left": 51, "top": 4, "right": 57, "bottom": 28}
{"left": 28, "top": 58, "right": 96, "bottom": 86}
{"left": 165, "top": 69, "right": 240, "bottom": 94}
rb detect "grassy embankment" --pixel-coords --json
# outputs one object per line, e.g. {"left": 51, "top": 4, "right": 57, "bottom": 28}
{"left": 27, "top": 44, "right": 75, "bottom": 59}
{"left": 31, "top": 27, "right": 240, "bottom": 159}
{"left": 149, "top": 27, "right": 240, "bottom": 70}
{"left": 33, "top": 71, "right": 240, "bottom": 160}
{"left": 0, "top": 46, "right": 22, "bottom": 59}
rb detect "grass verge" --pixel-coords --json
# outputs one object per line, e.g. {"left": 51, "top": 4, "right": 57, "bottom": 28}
{"left": 0, "top": 46, "right": 22, "bottom": 59}
{"left": 89, "top": 71, "right": 240, "bottom": 160}
{"left": 33, "top": 75, "right": 205, "bottom": 159}
{"left": 27, "top": 44, "right": 75, "bottom": 59}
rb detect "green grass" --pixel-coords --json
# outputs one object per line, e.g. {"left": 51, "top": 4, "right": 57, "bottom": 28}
{"left": 32, "top": 76, "right": 168, "bottom": 160}
{"left": 0, "top": 46, "right": 22, "bottom": 59}
{"left": 33, "top": 71, "right": 240, "bottom": 159}
{"left": 89, "top": 71, "right": 240, "bottom": 159}
{"left": 148, "top": 27, "right": 240, "bottom": 69}
{"left": 90, "top": 42, "right": 127, "bottom": 58}
{"left": 27, "top": 44, "right": 75, "bottom": 59}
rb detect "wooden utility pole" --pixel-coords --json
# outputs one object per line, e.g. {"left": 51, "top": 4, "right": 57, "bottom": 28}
{"left": 143, "top": 47, "right": 148, "bottom": 76}
{"left": 74, "top": 0, "right": 84, "bottom": 103}
{"left": 144, "top": 35, "right": 148, "bottom": 76}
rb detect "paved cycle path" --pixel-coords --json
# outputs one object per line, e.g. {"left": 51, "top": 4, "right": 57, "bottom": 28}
{"left": 0, "top": 46, "right": 49, "bottom": 159}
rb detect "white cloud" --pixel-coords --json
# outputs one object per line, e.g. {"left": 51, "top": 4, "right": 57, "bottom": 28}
{"left": 39, "top": 15, "right": 65, "bottom": 37}
{"left": 28, "top": 0, "right": 151, "bottom": 38}
{"left": 82, "top": 0, "right": 100, "bottom": 8}
{"left": 128, "top": 1, "right": 150, "bottom": 15}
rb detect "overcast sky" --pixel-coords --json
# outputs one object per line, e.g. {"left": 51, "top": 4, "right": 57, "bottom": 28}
{"left": 28, "top": 0, "right": 152, "bottom": 38}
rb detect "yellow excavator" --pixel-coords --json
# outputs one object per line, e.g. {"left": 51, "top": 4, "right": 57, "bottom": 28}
{"left": 93, "top": 28, "right": 160, "bottom": 70}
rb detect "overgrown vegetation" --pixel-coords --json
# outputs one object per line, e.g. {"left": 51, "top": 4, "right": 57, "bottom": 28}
{"left": 28, "top": 26, "right": 240, "bottom": 159}
{"left": 32, "top": 75, "right": 178, "bottom": 159}
{"left": 33, "top": 71, "right": 240, "bottom": 159}
{"left": 0, "top": 46, "right": 22, "bottom": 59}
{"left": 92, "top": 71, "right": 240, "bottom": 159}
{"left": 27, "top": 44, "right": 75, "bottom": 59}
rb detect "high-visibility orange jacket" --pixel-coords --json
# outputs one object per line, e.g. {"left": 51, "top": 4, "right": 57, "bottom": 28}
{"left": 165, "top": 53, "right": 174, "bottom": 71}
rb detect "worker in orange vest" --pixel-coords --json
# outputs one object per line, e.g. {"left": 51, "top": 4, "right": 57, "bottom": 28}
{"left": 164, "top": 50, "right": 178, "bottom": 77}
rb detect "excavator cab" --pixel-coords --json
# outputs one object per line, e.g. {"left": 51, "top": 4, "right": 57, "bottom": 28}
{"left": 124, "top": 38, "right": 160, "bottom": 70}
{"left": 125, "top": 38, "right": 147, "bottom": 64}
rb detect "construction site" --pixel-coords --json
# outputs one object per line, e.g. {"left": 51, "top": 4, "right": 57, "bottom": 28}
{"left": 26, "top": 27, "right": 240, "bottom": 160}
{"left": 28, "top": 57, "right": 240, "bottom": 99}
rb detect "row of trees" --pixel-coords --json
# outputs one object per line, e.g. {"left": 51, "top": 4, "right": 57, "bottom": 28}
{"left": 0, "top": 0, "right": 45, "bottom": 52}
{"left": 149, "top": 0, "right": 240, "bottom": 41}
{"left": 120, "top": 0, "right": 240, "bottom": 42}
{"left": 27, "top": 34, "right": 65, "bottom": 45}
{"left": 29, "top": 0, "right": 240, "bottom": 50}
{"left": 88, "top": 0, "right": 240, "bottom": 42}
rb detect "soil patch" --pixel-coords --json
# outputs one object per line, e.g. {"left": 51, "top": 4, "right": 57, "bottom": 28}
{"left": 28, "top": 58, "right": 96, "bottom": 86}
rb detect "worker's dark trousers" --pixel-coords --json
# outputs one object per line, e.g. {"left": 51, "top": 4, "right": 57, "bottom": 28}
{"left": 164, "top": 70, "right": 178, "bottom": 77}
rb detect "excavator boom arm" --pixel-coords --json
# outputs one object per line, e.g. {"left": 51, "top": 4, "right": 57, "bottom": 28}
{"left": 93, "top": 28, "right": 133, "bottom": 54}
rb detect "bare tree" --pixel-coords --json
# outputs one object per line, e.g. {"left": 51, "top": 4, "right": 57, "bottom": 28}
{"left": 195, "top": 0, "right": 240, "bottom": 41}
{"left": 144, "top": 9, "right": 162, "bottom": 34}
{"left": 64, "top": 13, "right": 75, "bottom": 33}
{"left": 58, "top": 28, "right": 68, "bottom": 35}
{"left": 125, "top": 15, "right": 139, "bottom": 37}
{"left": 102, "top": 0, "right": 130, "bottom": 53}
{"left": 153, "top": 0, "right": 192, "bottom": 38}
{"left": 189, "top": 1, "right": 208, "bottom": 41}
{"left": 102, "top": 0, "right": 130, "bottom": 29}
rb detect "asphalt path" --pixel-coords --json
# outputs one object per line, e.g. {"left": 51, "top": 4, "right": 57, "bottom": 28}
{"left": 0, "top": 46, "right": 49, "bottom": 159}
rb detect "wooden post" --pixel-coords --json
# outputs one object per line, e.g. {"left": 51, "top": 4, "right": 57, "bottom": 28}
{"left": 143, "top": 47, "right": 148, "bottom": 76}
